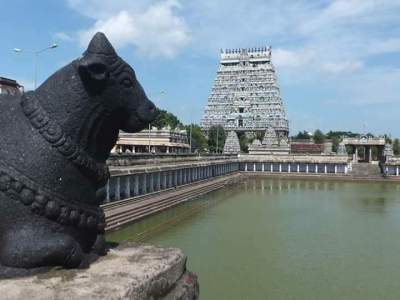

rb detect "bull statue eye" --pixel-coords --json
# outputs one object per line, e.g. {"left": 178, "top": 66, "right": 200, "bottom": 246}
{"left": 121, "top": 78, "right": 133, "bottom": 88}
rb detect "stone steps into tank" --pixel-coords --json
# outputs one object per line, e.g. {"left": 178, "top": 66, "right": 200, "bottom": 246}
{"left": 349, "top": 163, "right": 382, "bottom": 177}
{"left": 102, "top": 173, "right": 246, "bottom": 232}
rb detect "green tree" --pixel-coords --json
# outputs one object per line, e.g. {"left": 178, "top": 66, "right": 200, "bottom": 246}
{"left": 255, "top": 131, "right": 265, "bottom": 142}
{"left": 293, "top": 131, "right": 311, "bottom": 140}
{"left": 313, "top": 129, "right": 325, "bottom": 144}
{"left": 393, "top": 138, "right": 400, "bottom": 156}
{"left": 237, "top": 132, "right": 251, "bottom": 153}
{"left": 152, "top": 108, "right": 182, "bottom": 129}
{"left": 185, "top": 124, "right": 207, "bottom": 153}
{"left": 208, "top": 125, "right": 226, "bottom": 153}
{"left": 384, "top": 134, "right": 392, "bottom": 145}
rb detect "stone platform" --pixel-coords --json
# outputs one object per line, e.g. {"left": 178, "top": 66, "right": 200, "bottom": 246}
{"left": 0, "top": 243, "right": 199, "bottom": 300}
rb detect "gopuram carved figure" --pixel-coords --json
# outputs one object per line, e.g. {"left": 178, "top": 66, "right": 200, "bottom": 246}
{"left": 0, "top": 32, "right": 156, "bottom": 274}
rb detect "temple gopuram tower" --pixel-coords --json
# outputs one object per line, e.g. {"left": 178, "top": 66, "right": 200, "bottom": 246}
{"left": 201, "top": 47, "right": 289, "bottom": 140}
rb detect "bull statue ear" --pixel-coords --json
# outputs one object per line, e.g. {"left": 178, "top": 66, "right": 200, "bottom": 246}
{"left": 78, "top": 32, "right": 116, "bottom": 93}
{"left": 78, "top": 56, "right": 108, "bottom": 83}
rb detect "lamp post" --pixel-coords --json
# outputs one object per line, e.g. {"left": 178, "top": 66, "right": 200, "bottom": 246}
{"left": 13, "top": 43, "right": 59, "bottom": 89}
{"left": 216, "top": 125, "right": 219, "bottom": 154}
{"left": 148, "top": 123, "right": 151, "bottom": 153}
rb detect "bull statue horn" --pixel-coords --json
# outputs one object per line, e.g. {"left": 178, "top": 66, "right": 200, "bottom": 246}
{"left": 86, "top": 32, "right": 117, "bottom": 56}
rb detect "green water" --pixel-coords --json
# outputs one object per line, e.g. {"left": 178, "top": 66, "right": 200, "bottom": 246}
{"left": 107, "top": 178, "right": 400, "bottom": 300}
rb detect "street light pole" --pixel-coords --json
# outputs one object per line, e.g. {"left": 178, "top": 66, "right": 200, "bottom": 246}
{"left": 13, "top": 43, "right": 58, "bottom": 89}
{"left": 216, "top": 126, "right": 219, "bottom": 154}
{"left": 148, "top": 123, "right": 151, "bottom": 153}
{"left": 189, "top": 123, "right": 192, "bottom": 153}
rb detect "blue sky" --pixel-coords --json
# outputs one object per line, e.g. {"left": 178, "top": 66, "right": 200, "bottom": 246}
{"left": 1, "top": 0, "right": 400, "bottom": 136}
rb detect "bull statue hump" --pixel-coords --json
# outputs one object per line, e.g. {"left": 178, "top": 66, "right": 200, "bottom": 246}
{"left": 0, "top": 32, "right": 156, "bottom": 275}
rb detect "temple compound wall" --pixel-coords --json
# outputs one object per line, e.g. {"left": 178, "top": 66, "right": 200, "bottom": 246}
{"left": 238, "top": 155, "right": 349, "bottom": 175}
{"left": 104, "top": 154, "right": 354, "bottom": 204}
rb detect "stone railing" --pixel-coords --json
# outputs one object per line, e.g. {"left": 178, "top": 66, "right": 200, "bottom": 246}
{"left": 104, "top": 154, "right": 354, "bottom": 204}
{"left": 105, "top": 159, "right": 240, "bottom": 203}
{"left": 238, "top": 155, "right": 350, "bottom": 175}
{"left": 383, "top": 157, "right": 400, "bottom": 176}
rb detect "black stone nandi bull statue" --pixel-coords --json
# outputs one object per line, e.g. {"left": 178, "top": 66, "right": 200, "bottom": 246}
{"left": 0, "top": 32, "right": 156, "bottom": 273}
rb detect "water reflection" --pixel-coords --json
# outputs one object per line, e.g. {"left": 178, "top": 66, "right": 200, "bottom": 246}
{"left": 108, "top": 178, "right": 400, "bottom": 300}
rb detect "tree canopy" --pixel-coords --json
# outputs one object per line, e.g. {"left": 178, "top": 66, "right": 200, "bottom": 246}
{"left": 185, "top": 124, "right": 208, "bottom": 153}
{"left": 293, "top": 131, "right": 311, "bottom": 140}
{"left": 151, "top": 108, "right": 182, "bottom": 129}
{"left": 393, "top": 138, "right": 400, "bottom": 156}
{"left": 313, "top": 129, "right": 325, "bottom": 144}
{"left": 237, "top": 132, "right": 252, "bottom": 153}
{"left": 208, "top": 125, "right": 226, "bottom": 153}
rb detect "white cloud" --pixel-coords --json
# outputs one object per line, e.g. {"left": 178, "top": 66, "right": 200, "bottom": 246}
{"left": 322, "top": 60, "right": 364, "bottom": 74}
{"left": 367, "top": 38, "right": 400, "bottom": 55}
{"left": 79, "top": 11, "right": 136, "bottom": 48}
{"left": 342, "top": 67, "right": 400, "bottom": 105}
{"left": 53, "top": 32, "right": 74, "bottom": 42}
{"left": 71, "top": 0, "right": 190, "bottom": 58}
{"left": 273, "top": 48, "right": 316, "bottom": 68}
{"left": 65, "top": 0, "right": 400, "bottom": 133}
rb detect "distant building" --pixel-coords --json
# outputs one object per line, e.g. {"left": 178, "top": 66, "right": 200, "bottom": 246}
{"left": 248, "top": 127, "right": 290, "bottom": 155}
{"left": 112, "top": 127, "right": 190, "bottom": 154}
{"left": 290, "top": 141, "right": 324, "bottom": 154}
{"left": 0, "top": 77, "right": 23, "bottom": 96}
{"left": 201, "top": 47, "right": 289, "bottom": 141}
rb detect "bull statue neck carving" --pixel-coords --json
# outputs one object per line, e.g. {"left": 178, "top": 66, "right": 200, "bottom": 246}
{"left": 0, "top": 32, "right": 156, "bottom": 276}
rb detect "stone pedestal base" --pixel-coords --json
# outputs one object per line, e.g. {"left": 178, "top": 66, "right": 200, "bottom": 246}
{"left": 0, "top": 243, "right": 199, "bottom": 300}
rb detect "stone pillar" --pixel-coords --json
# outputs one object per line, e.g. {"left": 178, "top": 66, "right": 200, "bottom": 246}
{"left": 334, "top": 165, "right": 338, "bottom": 174}
{"left": 297, "top": 164, "right": 300, "bottom": 173}
{"left": 262, "top": 163, "right": 265, "bottom": 172}
{"left": 344, "top": 165, "right": 348, "bottom": 174}
{"left": 115, "top": 177, "right": 121, "bottom": 201}
{"left": 142, "top": 174, "right": 147, "bottom": 194}
{"left": 174, "top": 170, "right": 178, "bottom": 186}
{"left": 134, "top": 175, "right": 139, "bottom": 196}
{"left": 105, "top": 181, "right": 110, "bottom": 203}
{"left": 245, "top": 163, "right": 248, "bottom": 172}
{"left": 369, "top": 147, "right": 372, "bottom": 163}
{"left": 279, "top": 163, "right": 282, "bottom": 173}
{"left": 124, "top": 176, "right": 131, "bottom": 199}
{"left": 355, "top": 147, "right": 358, "bottom": 162}
{"left": 149, "top": 173, "right": 154, "bottom": 193}
{"left": 324, "top": 164, "right": 327, "bottom": 174}
{"left": 396, "top": 166, "right": 399, "bottom": 176}
{"left": 306, "top": 164, "right": 309, "bottom": 173}
{"left": 315, "top": 164, "right": 318, "bottom": 173}
{"left": 270, "top": 163, "right": 273, "bottom": 172}
{"left": 288, "top": 164, "right": 291, "bottom": 173}
{"left": 156, "top": 172, "right": 161, "bottom": 191}
{"left": 253, "top": 163, "right": 256, "bottom": 172}
{"left": 162, "top": 172, "right": 167, "bottom": 189}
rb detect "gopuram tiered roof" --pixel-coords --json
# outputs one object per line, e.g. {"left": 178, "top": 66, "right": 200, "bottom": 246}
{"left": 201, "top": 47, "right": 289, "bottom": 139}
